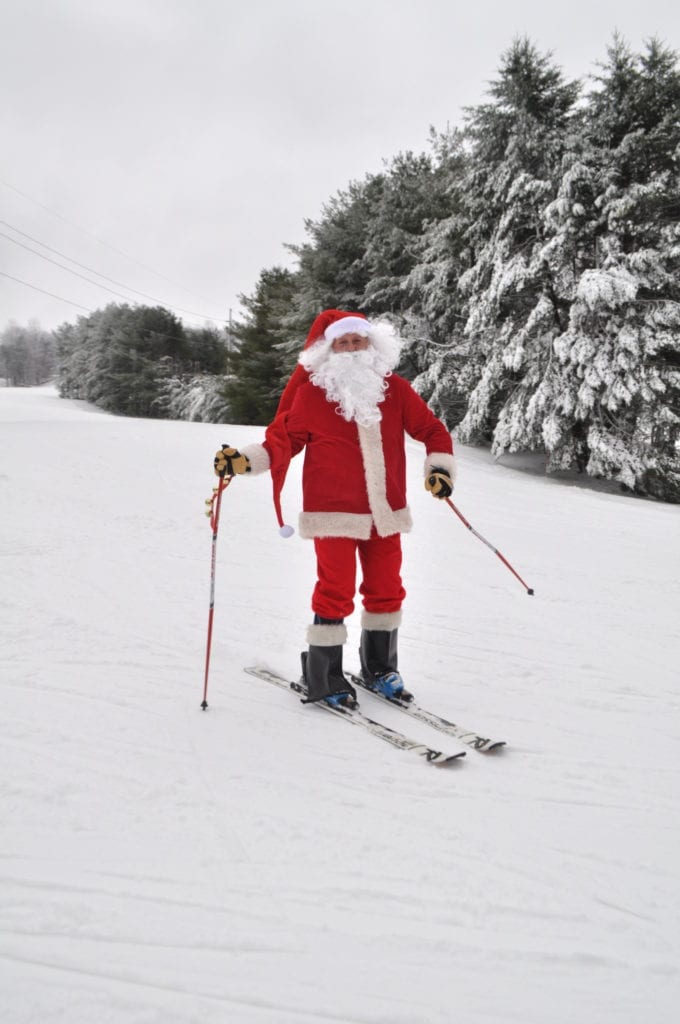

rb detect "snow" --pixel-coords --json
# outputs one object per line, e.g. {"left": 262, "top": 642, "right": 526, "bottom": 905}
{"left": 575, "top": 268, "right": 639, "bottom": 310}
{"left": 2, "top": 385, "right": 680, "bottom": 1024}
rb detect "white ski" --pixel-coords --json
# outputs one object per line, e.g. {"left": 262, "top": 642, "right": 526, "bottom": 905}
{"left": 346, "top": 673, "right": 506, "bottom": 753}
{"left": 244, "top": 666, "right": 466, "bottom": 768}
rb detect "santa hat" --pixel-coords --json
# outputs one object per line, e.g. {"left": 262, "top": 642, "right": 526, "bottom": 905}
{"left": 299, "top": 310, "right": 371, "bottom": 371}
{"left": 307, "top": 309, "right": 370, "bottom": 346}
{"left": 265, "top": 310, "right": 371, "bottom": 537}
{"left": 303, "top": 311, "right": 370, "bottom": 363}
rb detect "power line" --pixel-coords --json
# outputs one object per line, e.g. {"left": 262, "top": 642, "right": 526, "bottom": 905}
{"left": 0, "top": 227, "right": 227, "bottom": 323}
{"left": 0, "top": 270, "right": 93, "bottom": 312}
{"left": 0, "top": 219, "right": 229, "bottom": 322}
{"left": 0, "top": 229, "right": 146, "bottom": 304}
{"left": 0, "top": 176, "right": 226, "bottom": 312}
{"left": 0, "top": 270, "right": 230, "bottom": 349}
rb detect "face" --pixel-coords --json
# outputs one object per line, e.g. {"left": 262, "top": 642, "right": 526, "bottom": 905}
{"left": 331, "top": 332, "right": 370, "bottom": 353}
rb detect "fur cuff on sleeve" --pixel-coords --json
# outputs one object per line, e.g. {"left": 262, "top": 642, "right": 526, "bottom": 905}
{"left": 240, "top": 443, "right": 271, "bottom": 475}
{"left": 424, "top": 451, "right": 457, "bottom": 484}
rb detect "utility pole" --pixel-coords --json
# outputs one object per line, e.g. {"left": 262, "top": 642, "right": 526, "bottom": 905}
{"left": 226, "top": 307, "right": 233, "bottom": 372}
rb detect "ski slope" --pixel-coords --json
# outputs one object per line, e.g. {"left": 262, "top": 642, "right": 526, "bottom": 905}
{"left": 1, "top": 385, "right": 679, "bottom": 1024}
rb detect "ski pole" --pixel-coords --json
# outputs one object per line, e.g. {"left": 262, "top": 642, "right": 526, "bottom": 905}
{"left": 445, "top": 497, "right": 534, "bottom": 596}
{"left": 200, "top": 475, "right": 232, "bottom": 709}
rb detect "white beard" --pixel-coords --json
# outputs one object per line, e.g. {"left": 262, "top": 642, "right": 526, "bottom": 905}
{"left": 309, "top": 347, "right": 392, "bottom": 427}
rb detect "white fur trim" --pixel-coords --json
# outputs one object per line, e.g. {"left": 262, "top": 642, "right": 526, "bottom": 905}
{"left": 357, "top": 423, "right": 413, "bottom": 537}
{"left": 306, "top": 622, "right": 348, "bottom": 646}
{"left": 298, "top": 508, "right": 412, "bottom": 540}
{"left": 424, "top": 451, "right": 457, "bottom": 485}
{"left": 361, "top": 610, "right": 403, "bottom": 631}
{"left": 324, "top": 316, "right": 371, "bottom": 342}
{"left": 299, "top": 511, "right": 373, "bottom": 540}
{"left": 240, "top": 443, "right": 270, "bottom": 475}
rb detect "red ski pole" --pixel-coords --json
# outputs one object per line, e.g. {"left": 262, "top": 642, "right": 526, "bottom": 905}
{"left": 201, "top": 475, "right": 232, "bottom": 709}
{"left": 445, "top": 497, "right": 534, "bottom": 596}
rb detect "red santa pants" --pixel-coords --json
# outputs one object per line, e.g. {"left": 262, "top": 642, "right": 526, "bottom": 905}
{"left": 312, "top": 533, "right": 406, "bottom": 620}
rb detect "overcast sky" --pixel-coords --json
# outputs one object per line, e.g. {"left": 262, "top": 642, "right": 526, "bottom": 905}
{"left": 1, "top": 0, "right": 678, "bottom": 334}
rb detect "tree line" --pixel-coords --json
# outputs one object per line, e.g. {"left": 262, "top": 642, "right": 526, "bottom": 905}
{"left": 3, "top": 35, "right": 678, "bottom": 501}
{"left": 234, "top": 35, "right": 680, "bottom": 502}
{"left": 54, "top": 303, "right": 231, "bottom": 421}
{"left": 0, "top": 320, "right": 57, "bottom": 385}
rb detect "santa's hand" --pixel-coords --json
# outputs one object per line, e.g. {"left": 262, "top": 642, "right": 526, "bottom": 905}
{"left": 425, "top": 468, "right": 453, "bottom": 499}
{"left": 214, "top": 445, "right": 251, "bottom": 478}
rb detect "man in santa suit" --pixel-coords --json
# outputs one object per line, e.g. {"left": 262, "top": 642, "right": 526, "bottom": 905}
{"left": 214, "top": 309, "right": 456, "bottom": 709}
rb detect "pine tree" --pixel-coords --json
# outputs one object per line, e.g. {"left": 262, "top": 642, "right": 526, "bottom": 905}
{"left": 359, "top": 148, "right": 454, "bottom": 315}
{"left": 545, "top": 37, "right": 680, "bottom": 500}
{"left": 225, "top": 267, "right": 299, "bottom": 424}
{"left": 404, "top": 129, "right": 474, "bottom": 420}
{"left": 454, "top": 38, "right": 580, "bottom": 447}
{"left": 289, "top": 150, "right": 452, "bottom": 322}
{"left": 56, "top": 304, "right": 189, "bottom": 417}
{"left": 404, "top": 129, "right": 469, "bottom": 343}
{"left": 288, "top": 177, "right": 384, "bottom": 318}
{"left": 184, "top": 325, "right": 228, "bottom": 375}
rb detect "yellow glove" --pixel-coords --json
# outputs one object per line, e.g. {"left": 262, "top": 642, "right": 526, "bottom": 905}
{"left": 214, "top": 445, "right": 251, "bottom": 478}
{"left": 425, "top": 468, "right": 453, "bottom": 499}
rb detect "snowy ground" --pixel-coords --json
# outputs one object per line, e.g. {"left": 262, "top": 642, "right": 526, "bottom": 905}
{"left": 1, "top": 385, "right": 679, "bottom": 1024}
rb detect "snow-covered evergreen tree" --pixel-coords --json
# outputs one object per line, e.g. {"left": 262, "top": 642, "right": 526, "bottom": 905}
{"left": 286, "top": 151, "right": 459, "bottom": 383}
{"left": 455, "top": 38, "right": 580, "bottom": 446}
{"left": 288, "top": 177, "right": 384, "bottom": 319}
{"left": 57, "top": 304, "right": 189, "bottom": 416}
{"left": 225, "top": 267, "right": 299, "bottom": 424}
{"left": 153, "top": 372, "right": 233, "bottom": 422}
{"left": 55, "top": 304, "right": 226, "bottom": 419}
{"left": 402, "top": 129, "right": 472, "bottom": 418}
{"left": 289, "top": 150, "right": 451, "bottom": 324}
{"left": 359, "top": 148, "right": 453, "bottom": 315}
{"left": 544, "top": 37, "right": 680, "bottom": 500}
{"left": 404, "top": 128, "right": 469, "bottom": 343}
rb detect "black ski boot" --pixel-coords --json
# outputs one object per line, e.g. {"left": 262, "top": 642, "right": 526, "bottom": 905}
{"left": 301, "top": 618, "right": 357, "bottom": 709}
{"left": 360, "top": 620, "right": 413, "bottom": 702}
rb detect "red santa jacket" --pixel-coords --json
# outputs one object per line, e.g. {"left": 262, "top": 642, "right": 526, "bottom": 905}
{"left": 244, "top": 374, "right": 455, "bottom": 540}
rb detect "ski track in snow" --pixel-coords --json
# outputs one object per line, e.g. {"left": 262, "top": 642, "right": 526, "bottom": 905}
{"left": 1, "top": 385, "right": 679, "bottom": 1024}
